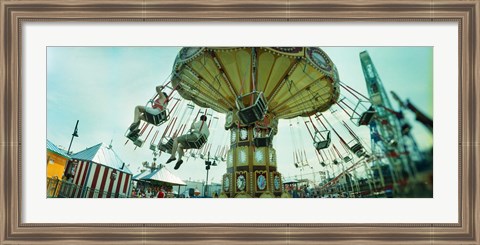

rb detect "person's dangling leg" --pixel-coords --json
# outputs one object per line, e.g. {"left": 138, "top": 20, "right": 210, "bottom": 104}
{"left": 174, "top": 144, "right": 184, "bottom": 170}
{"left": 177, "top": 144, "right": 183, "bottom": 161}
{"left": 178, "top": 144, "right": 184, "bottom": 161}
{"left": 166, "top": 137, "right": 178, "bottom": 163}
{"left": 174, "top": 135, "right": 194, "bottom": 170}
{"left": 130, "top": 106, "right": 144, "bottom": 131}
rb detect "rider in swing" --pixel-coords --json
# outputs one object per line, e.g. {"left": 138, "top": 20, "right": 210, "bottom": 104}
{"left": 127, "top": 85, "right": 168, "bottom": 138}
{"left": 166, "top": 115, "right": 210, "bottom": 170}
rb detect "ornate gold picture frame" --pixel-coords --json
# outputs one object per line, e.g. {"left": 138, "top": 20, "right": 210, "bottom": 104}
{"left": 1, "top": 0, "right": 479, "bottom": 243}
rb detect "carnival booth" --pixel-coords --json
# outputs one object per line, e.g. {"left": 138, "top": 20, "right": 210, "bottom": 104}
{"left": 46, "top": 139, "right": 70, "bottom": 179}
{"left": 46, "top": 139, "right": 71, "bottom": 197}
{"left": 139, "top": 165, "right": 187, "bottom": 197}
{"left": 64, "top": 143, "right": 133, "bottom": 198}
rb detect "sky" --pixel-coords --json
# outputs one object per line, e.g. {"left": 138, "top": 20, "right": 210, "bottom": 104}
{"left": 47, "top": 47, "right": 433, "bottom": 185}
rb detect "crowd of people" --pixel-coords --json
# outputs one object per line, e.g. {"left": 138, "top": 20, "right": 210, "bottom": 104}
{"left": 285, "top": 184, "right": 344, "bottom": 198}
{"left": 130, "top": 186, "right": 175, "bottom": 198}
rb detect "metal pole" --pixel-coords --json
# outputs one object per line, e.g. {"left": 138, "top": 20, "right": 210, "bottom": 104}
{"left": 67, "top": 120, "right": 79, "bottom": 155}
{"left": 205, "top": 168, "right": 209, "bottom": 197}
{"left": 204, "top": 151, "right": 210, "bottom": 197}
{"left": 311, "top": 167, "right": 316, "bottom": 186}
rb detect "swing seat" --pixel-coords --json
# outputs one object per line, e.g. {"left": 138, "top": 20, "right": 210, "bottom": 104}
{"left": 350, "top": 101, "right": 374, "bottom": 126}
{"left": 254, "top": 129, "right": 273, "bottom": 147}
{"left": 182, "top": 134, "right": 207, "bottom": 149}
{"left": 313, "top": 130, "right": 331, "bottom": 150}
{"left": 355, "top": 149, "right": 366, "bottom": 158}
{"left": 349, "top": 143, "right": 366, "bottom": 158}
{"left": 254, "top": 136, "right": 272, "bottom": 147}
{"left": 125, "top": 129, "right": 144, "bottom": 147}
{"left": 149, "top": 144, "right": 157, "bottom": 151}
{"left": 358, "top": 106, "right": 375, "bottom": 126}
{"left": 320, "top": 162, "right": 326, "bottom": 167}
{"left": 236, "top": 91, "right": 268, "bottom": 125}
{"left": 343, "top": 156, "right": 352, "bottom": 163}
{"left": 132, "top": 138, "right": 144, "bottom": 147}
{"left": 126, "top": 129, "right": 140, "bottom": 140}
{"left": 350, "top": 143, "right": 362, "bottom": 153}
{"left": 144, "top": 110, "right": 168, "bottom": 126}
{"left": 158, "top": 138, "right": 174, "bottom": 154}
{"left": 333, "top": 159, "right": 339, "bottom": 165}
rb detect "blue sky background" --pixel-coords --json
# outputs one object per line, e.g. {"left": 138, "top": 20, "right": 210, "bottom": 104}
{"left": 47, "top": 47, "right": 433, "bottom": 184}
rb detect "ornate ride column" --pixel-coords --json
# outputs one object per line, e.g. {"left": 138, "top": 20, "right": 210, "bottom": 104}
{"left": 220, "top": 112, "right": 283, "bottom": 198}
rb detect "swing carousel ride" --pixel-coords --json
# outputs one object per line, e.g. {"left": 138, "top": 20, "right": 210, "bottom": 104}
{"left": 126, "top": 47, "right": 433, "bottom": 198}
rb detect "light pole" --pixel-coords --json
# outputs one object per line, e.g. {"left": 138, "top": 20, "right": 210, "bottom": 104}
{"left": 67, "top": 120, "right": 79, "bottom": 155}
{"left": 299, "top": 168, "right": 303, "bottom": 182}
{"left": 204, "top": 152, "right": 217, "bottom": 197}
{"left": 310, "top": 166, "right": 316, "bottom": 187}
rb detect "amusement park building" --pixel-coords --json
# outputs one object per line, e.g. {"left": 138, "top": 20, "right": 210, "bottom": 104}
{"left": 46, "top": 139, "right": 70, "bottom": 179}
{"left": 65, "top": 143, "right": 133, "bottom": 198}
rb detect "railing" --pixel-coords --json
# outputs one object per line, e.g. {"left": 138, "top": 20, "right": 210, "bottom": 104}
{"left": 46, "top": 177, "right": 62, "bottom": 197}
{"left": 47, "top": 178, "right": 128, "bottom": 198}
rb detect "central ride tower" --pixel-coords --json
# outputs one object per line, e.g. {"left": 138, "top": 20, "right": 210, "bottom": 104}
{"left": 170, "top": 47, "right": 340, "bottom": 197}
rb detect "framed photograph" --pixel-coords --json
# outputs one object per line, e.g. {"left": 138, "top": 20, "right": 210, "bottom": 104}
{"left": 1, "top": 0, "right": 479, "bottom": 244}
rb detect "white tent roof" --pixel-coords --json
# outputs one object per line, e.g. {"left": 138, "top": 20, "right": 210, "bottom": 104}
{"left": 71, "top": 143, "right": 132, "bottom": 174}
{"left": 140, "top": 165, "right": 186, "bottom": 186}
{"left": 283, "top": 178, "right": 299, "bottom": 184}
{"left": 132, "top": 170, "right": 150, "bottom": 180}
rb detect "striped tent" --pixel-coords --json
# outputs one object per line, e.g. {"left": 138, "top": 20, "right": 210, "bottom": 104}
{"left": 69, "top": 143, "right": 133, "bottom": 198}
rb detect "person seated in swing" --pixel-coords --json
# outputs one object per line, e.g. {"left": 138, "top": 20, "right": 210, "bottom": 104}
{"left": 128, "top": 85, "right": 168, "bottom": 137}
{"left": 166, "top": 115, "right": 210, "bottom": 170}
